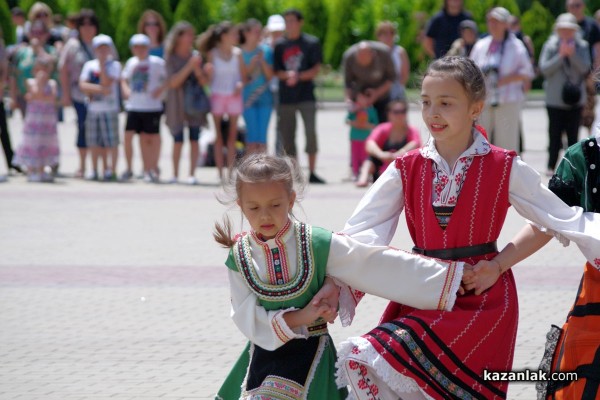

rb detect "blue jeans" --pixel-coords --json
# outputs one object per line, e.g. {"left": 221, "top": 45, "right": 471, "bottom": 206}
{"left": 73, "top": 100, "right": 88, "bottom": 148}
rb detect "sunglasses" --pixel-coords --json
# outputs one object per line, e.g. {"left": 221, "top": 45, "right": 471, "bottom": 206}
{"left": 145, "top": 21, "right": 160, "bottom": 27}
{"left": 390, "top": 109, "right": 407, "bottom": 115}
{"left": 568, "top": 3, "right": 583, "bottom": 8}
{"left": 80, "top": 21, "right": 95, "bottom": 27}
{"left": 36, "top": 12, "right": 48, "bottom": 18}
{"left": 30, "top": 30, "right": 46, "bottom": 35}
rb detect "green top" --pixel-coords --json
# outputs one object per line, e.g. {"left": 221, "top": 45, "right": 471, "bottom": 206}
{"left": 347, "top": 106, "right": 378, "bottom": 141}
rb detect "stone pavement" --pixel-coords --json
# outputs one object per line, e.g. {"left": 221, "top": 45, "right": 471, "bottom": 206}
{"left": 0, "top": 100, "right": 594, "bottom": 399}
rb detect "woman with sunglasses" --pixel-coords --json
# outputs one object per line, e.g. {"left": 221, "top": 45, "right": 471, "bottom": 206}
{"left": 137, "top": 10, "right": 167, "bottom": 59}
{"left": 356, "top": 99, "right": 422, "bottom": 187}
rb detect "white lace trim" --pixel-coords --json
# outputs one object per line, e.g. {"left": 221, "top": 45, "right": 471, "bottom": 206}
{"left": 527, "top": 220, "right": 570, "bottom": 247}
{"left": 332, "top": 277, "right": 357, "bottom": 327}
{"left": 273, "top": 307, "right": 308, "bottom": 341}
{"left": 335, "top": 336, "right": 433, "bottom": 399}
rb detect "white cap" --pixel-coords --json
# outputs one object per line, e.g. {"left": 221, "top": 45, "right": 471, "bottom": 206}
{"left": 488, "top": 7, "right": 511, "bottom": 23}
{"left": 92, "top": 34, "right": 113, "bottom": 49}
{"left": 129, "top": 33, "right": 150, "bottom": 47}
{"left": 266, "top": 14, "right": 285, "bottom": 32}
{"left": 555, "top": 13, "right": 580, "bottom": 30}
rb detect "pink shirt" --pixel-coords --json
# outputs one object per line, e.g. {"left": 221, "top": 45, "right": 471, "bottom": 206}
{"left": 367, "top": 122, "right": 422, "bottom": 170}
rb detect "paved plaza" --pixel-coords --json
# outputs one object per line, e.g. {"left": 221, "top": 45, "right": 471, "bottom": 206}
{"left": 0, "top": 99, "right": 595, "bottom": 399}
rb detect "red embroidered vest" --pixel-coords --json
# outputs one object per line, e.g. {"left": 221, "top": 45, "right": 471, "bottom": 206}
{"left": 395, "top": 146, "right": 516, "bottom": 263}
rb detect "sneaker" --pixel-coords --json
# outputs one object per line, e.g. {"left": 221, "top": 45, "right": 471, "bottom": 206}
{"left": 120, "top": 170, "right": 133, "bottom": 181}
{"left": 103, "top": 170, "right": 117, "bottom": 182}
{"left": 167, "top": 177, "right": 178, "bottom": 184}
{"left": 28, "top": 173, "right": 42, "bottom": 182}
{"left": 309, "top": 172, "right": 326, "bottom": 184}
{"left": 86, "top": 171, "right": 99, "bottom": 181}
{"left": 10, "top": 164, "right": 23, "bottom": 174}
{"left": 186, "top": 176, "right": 199, "bottom": 185}
{"left": 149, "top": 170, "right": 160, "bottom": 183}
{"left": 41, "top": 172, "right": 55, "bottom": 183}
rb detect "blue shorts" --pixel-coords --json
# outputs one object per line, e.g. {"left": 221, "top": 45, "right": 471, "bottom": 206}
{"left": 172, "top": 126, "right": 200, "bottom": 143}
{"left": 243, "top": 106, "right": 271, "bottom": 145}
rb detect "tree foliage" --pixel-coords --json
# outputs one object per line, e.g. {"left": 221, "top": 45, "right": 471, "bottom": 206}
{"left": 233, "top": 0, "right": 271, "bottom": 23}
{"left": 19, "top": 0, "right": 63, "bottom": 16}
{"left": 174, "top": 0, "right": 215, "bottom": 34}
{"left": 323, "top": 0, "right": 356, "bottom": 67}
{"left": 0, "top": 0, "right": 15, "bottom": 45}
{"left": 522, "top": 0, "right": 555, "bottom": 58}
{"left": 65, "top": 0, "right": 113, "bottom": 37}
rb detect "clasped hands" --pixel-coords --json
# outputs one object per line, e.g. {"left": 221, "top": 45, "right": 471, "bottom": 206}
{"left": 460, "top": 259, "right": 503, "bottom": 296}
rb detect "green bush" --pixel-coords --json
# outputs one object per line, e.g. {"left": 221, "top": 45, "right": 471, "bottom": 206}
{"left": 287, "top": 0, "right": 329, "bottom": 46}
{"left": 522, "top": 0, "right": 554, "bottom": 58}
{"left": 0, "top": 0, "right": 15, "bottom": 45}
{"left": 115, "top": 0, "right": 172, "bottom": 59}
{"left": 19, "top": 0, "right": 63, "bottom": 16}
{"left": 233, "top": 0, "right": 271, "bottom": 23}
{"left": 324, "top": 0, "right": 357, "bottom": 67}
{"left": 174, "top": 0, "right": 214, "bottom": 34}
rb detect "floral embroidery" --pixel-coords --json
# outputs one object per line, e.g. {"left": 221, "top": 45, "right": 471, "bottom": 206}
{"left": 351, "top": 346, "right": 361, "bottom": 355}
{"left": 348, "top": 360, "right": 359, "bottom": 370}
{"left": 594, "top": 258, "right": 600, "bottom": 270}
{"left": 358, "top": 379, "right": 368, "bottom": 389}
{"left": 370, "top": 384, "right": 379, "bottom": 396}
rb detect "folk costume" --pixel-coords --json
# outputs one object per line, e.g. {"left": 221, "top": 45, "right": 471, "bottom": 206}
{"left": 538, "top": 129, "right": 600, "bottom": 399}
{"left": 338, "top": 127, "right": 600, "bottom": 399}
{"left": 216, "top": 219, "right": 465, "bottom": 400}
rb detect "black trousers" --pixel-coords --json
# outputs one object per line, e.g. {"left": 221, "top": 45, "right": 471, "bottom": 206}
{"left": 547, "top": 106, "right": 582, "bottom": 170}
{"left": 0, "top": 101, "right": 14, "bottom": 169}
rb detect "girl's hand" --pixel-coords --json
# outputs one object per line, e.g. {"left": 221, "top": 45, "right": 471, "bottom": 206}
{"left": 311, "top": 277, "right": 340, "bottom": 323}
{"left": 458, "top": 263, "right": 474, "bottom": 295}
{"left": 462, "top": 259, "right": 502, "bottom": 295}
{"left": 301, "top": 301, "right": 336, "bottom": 325}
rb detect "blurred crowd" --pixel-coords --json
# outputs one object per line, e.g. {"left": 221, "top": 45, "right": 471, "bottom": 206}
{"left": 1, "top": 0, "right": 599, "bottom": 185}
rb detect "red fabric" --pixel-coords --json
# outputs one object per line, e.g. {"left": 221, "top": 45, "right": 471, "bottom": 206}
{"left": 367, "top": 122, "right": 422, "bottom": 171}
{"left": 366, "top": 146, "right": 518, "bottom": 399}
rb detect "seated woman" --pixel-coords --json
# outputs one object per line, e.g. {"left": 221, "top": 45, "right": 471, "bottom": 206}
{"left": 356, "top": 99, "right": 422, "bottom": 187}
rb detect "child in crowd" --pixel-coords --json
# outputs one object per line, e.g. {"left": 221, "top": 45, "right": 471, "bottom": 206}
{"left": 337, "top": 56, "right": 600, "bottom": 399}
{"left": 121, "top": 34, "right": 166, "bottom": 183}
{"left": 240, "top": 18, "right": 274, "bottom": 154}
{"left": 79, "top": 34, "right": 121, "bottom": 181}
{"left": 346, "top": 90, "right": 378, "bottom": 182}
{"left": 198, "top": 21, "right": 245, "bottom": 182}
{"left": 355, "top": 99, "right": 421, "bottom": 187}
{"left": 13, "top": 56, "right": 59, "bottom": 182}
{"left": 214, "top": 153, "right": 470, "bottom": 399}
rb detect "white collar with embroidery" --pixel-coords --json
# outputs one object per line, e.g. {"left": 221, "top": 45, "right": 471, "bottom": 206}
{"left": 594, "top": 124, "right": 600, "bottom": 140}
{"left": 249, "top": 218, "right": 294, "bottom": 248}
{"left": 420, "top": 127, "right": 491, "bottom": 171}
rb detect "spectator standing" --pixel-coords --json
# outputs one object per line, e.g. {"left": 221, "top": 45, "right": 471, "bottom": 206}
{"left": 138, "top": 10, "right": 167, "bottom": 59}
{"left": 0, "top": 30, "right": 20, "bottom": 175}
{"left": 342, "top": 41, "right": 395, "bottom": 124}
{"left": 375, "top": 21, "right": 410, "bottom": 101}
{"left": 25, "top": 2, "right": 63, "bottom": 51}
{"left": 164, "top": 22, "right": 208, "bottom": 184}
{"left": 240, "top": 19, "right": 273, "bottom": 154}
{"left": 79, "top": 34, "right": 122, "bottom": 181}
{"left": 423, "top": 0, "right": 473, "bottom": 59}
{"left": 446, "top": 19, "right": 479, "bottom": 57}
{"left": 59, "top": 9, "right": 99, "bottom": 178}
{"left": 10, "top": 21, "right": 57, "bottom": 119}
{"left": 470, "top": 7, "right": 534, "bottom": 152}
{"left": 273, "top": 8, "right": 325, "bottom": 184}
{"left": 539, "top": 13, "right": 590, "bottom": 176}
{"left": 264, "top": 14, "right": 286, "bottom": 155}
{"left": 198, "top": 22, "right": 245, "bottom": 182}
{"left": 566, "top": 0, "right": 600, "bottom": 132}
{"left": 121, "top": 34, "right": 167, "bottom": 183}
{"left": 13, "top": 57, "right": 59, "bottom": 182}
{"left": 11, "top": 7, "right": 26, "bottom": 45}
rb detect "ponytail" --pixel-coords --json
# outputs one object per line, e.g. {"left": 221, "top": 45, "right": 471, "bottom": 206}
{"left": 213, "top": 215, "right": 236, "bottom": 248}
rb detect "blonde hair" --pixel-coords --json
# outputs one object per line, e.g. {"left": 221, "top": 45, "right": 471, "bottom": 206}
{"left": 28, "top": 2, "right": 53, "bottom": 27}
{"left": 375, "top": 21, "right": 396, "bottom": 37}
{"left": 213, "top": 153, "right": 305, "bottom": 248}
{"left": 137, "top": 9, "right": 167, "bottom": 44}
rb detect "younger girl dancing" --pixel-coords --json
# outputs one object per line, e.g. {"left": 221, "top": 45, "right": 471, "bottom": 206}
{"left": 214, "top": 153, "right": 471, "bottom": 399}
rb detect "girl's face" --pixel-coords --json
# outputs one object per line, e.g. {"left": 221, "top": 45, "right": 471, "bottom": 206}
{"left": 143, "top": 18, "right": 160, "bottom": 40}
{"left": 221, "top": 28, "right": 238, "bottom": 47}
{"left": 131, "top": 44, "right": 149, "bottom": 59}
{"left": 34, "top": 65, "right": 50, "bottom": 81}
{"left": 388, "top": 103, "right": 408, "bottom": 126}
{"left": 245, "top": 25, "right": 262, "bottom": 45}
{"left": 177, "top": 28, "right": 195, "bottom": 49}
{"left": 238, "top": 181, "right": 295, "bottom": 240}
{"left": 421, "top": 75, "right": 483, "bottom": 146}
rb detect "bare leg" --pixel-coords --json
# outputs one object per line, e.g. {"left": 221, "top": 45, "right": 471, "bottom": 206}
{"left": 226, "top": 114, "right": 239, "bottom": 176}
{"left": 356, "top": 159, "right": 374, "bottom": 187}
{"left": 172, "top": 142, "right": 182, "bottom": 179}
{"left": 190, "top": 140, "right": 199, "bottom": 177}
{"left": 77, "top": 148, "right": 87, "bottom": 177}
{"left": 123, "top": 131, "right": 134, "bottom": 174}
{"left": 213, "top": 114, "right": 224, "bottom": 179}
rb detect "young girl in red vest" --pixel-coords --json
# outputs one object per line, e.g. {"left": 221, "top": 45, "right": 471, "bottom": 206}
{"left": 213, "top": 153, "right": 469, "bottom": 399}
{"left": 336, "top": 56, "right": 600, "bottom": 399}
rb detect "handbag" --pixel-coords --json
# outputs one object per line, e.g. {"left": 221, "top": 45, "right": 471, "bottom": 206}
{"left": 183, "top": 78, "right": 210, "bottom": 116}
{"left": 561, "top": 61, "right": 583, "bottom": 106}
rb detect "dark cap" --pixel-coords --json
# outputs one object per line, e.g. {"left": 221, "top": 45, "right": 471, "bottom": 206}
{"left": 459, "top": 20, "right": 478, "bottom": 32}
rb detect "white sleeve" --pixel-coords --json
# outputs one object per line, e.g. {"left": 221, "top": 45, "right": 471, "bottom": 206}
{"left": 109, "top": 61, "right": 121, "bottom": 80}
{"left": 327, "top": 234, "right": 463, "bottom": 326}
{"left": 509, "top": 157, "right": 600, "bottom": 265}
{"left": 228, "top": 269, "right": 308, "bottom": 351}
{"left": 343, "top": 162, "right": 405, "bottom": 245}
{"left": 79, "top": 61, "right": 91, "bottom": 83}
{"left": 122, "top": 59, "right": 133, "bottom": 80}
